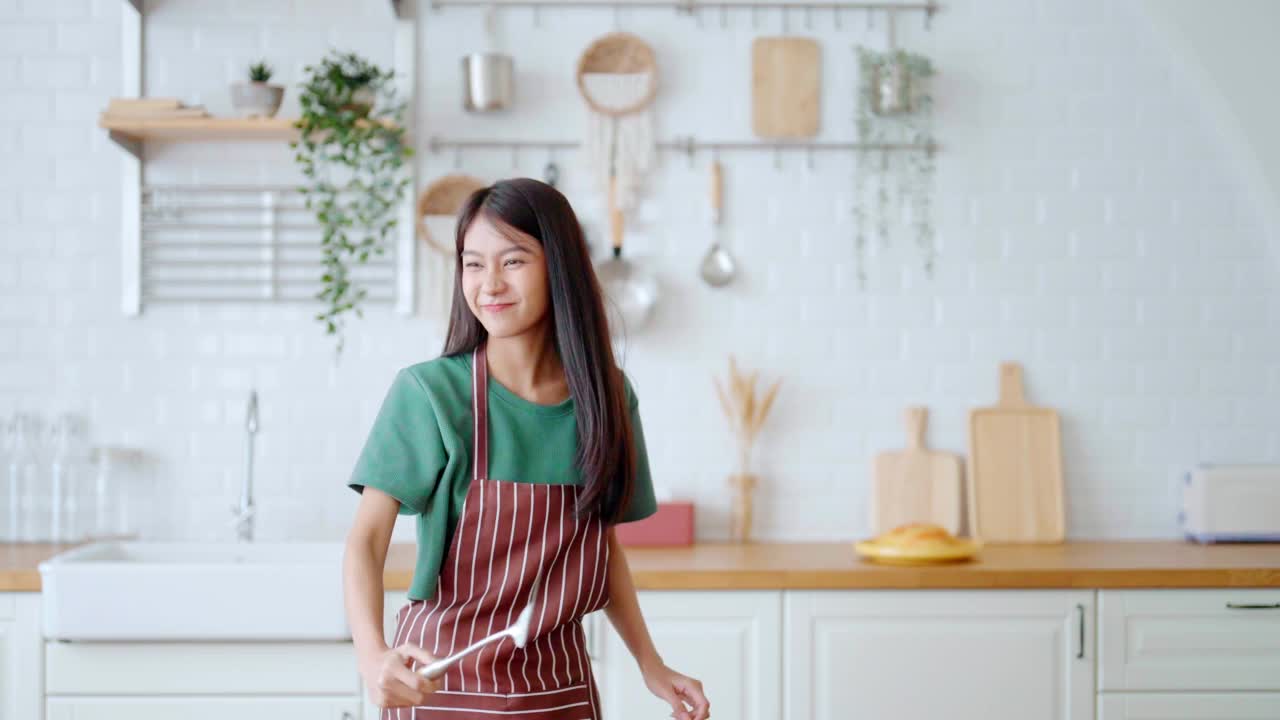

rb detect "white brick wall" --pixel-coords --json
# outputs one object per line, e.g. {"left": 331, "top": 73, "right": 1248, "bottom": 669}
{"left": 1, "top": 0, "right": 1276, "bottom": 542}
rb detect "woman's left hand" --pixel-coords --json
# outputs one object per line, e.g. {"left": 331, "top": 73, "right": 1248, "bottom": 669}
{"left": 641, "top": 661, "right": 710, "bottom": 720}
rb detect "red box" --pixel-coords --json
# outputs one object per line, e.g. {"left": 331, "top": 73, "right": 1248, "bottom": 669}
{"left": 615, "top": 501, "right": 695, "bottom": 547}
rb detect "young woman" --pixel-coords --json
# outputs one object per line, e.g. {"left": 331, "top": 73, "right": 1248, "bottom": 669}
{"left": 343, "top": 178, "right": 711, "bottom": 720}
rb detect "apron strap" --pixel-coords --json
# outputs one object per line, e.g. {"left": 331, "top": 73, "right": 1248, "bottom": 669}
{"left": 471, "top": 341, "right": 489, "bottom": 482}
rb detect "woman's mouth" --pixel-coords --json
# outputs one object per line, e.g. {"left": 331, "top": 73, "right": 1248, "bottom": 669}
{"left": 482, "top": 302, "right": 515, "bottom": 314}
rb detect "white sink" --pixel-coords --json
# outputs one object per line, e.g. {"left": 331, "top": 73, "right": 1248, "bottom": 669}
{"left": 39, "top": 541, "right": 350, "bottom": 641}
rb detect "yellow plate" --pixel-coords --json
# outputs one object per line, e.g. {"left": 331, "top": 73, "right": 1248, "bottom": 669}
{"left": 853, "top": 537, "right": 982, "bottom": 565}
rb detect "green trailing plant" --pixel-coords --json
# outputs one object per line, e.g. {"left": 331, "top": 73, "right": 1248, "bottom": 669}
{"left": 854, "top": 46, "right": 937, "bottom": 289}
{"left": 248, "top": 60, "right": 273, "bottom": 83}
{"left": 291, "top": 50, "right": 412, "bottom": 359}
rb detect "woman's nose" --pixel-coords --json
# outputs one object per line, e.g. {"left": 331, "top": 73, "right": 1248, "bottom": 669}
{"left": 481, "top": 268, "right": 507, "bottom": 292}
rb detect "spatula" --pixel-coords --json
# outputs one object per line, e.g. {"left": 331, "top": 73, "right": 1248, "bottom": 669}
{"left": 418, "top": 575, "right": 542, "bottom": 679}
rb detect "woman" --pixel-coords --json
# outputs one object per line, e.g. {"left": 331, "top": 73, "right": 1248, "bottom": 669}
{"left": 343, "top": 178, "right": 710, "bottom": 720}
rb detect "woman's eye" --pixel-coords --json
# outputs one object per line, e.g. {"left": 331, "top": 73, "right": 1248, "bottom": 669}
{"left": 464, "top": 262, "right": 481, "bottom": 269}
{"left": 504, "top": 259, "right": 523, "bottom": 267}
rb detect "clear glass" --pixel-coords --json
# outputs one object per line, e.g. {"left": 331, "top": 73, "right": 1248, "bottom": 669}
{"left": 48, "top": 412, "right": 92, "bottom": 543}
{"left": 5, "top": 412, "right": 46, "bottom": 543}
{"left": 0, "top": 413, "right": 12, "bottom": 542}
{"left": 90, "top": 446, "right": 143, "bottom": 539}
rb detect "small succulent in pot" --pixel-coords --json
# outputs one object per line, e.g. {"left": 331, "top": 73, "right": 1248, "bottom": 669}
{"left": 231, "top": 58, "right": 284, "bottom": 118}
{"left": 248, "top": 61, "right": 273, "bottom": 83}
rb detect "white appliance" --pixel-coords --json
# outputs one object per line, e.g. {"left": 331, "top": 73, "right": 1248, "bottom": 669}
{"left": 1181, "top": 464, "right": 1280, "bottom": 543}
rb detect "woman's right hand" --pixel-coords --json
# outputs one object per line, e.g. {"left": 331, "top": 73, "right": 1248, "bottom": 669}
{"left": 363, "top": 642, "right": 443, "bottom": 708}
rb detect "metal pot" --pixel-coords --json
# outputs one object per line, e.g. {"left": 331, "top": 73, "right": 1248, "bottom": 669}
{"left": 870, "top": 57, "right": 914, "bottom": 116}
{"left": 462, "top": 53, "right": 514, "bottom": 112}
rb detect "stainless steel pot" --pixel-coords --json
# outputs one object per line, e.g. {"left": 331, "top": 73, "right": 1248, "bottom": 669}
{"left": 870, "top": 57, "right": 914, "bottom": 116}
{"left": 462, "top": 53, "right": 514, "bottom": 112}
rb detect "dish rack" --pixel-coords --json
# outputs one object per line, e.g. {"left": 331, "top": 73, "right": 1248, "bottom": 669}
{"left": 137, "top": 184, "right": 399, "bottom": 306}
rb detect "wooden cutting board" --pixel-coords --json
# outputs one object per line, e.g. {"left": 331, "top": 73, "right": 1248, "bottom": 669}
{"left": 751, "top": 37, "right": 820, "bottom": 139}
{"left": 870, "top": 407, "right": 964, "bottom": 536}
{"left": 967, "top": 363, "right": 1065, "bottom": 543}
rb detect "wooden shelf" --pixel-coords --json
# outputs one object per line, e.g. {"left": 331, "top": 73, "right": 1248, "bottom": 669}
{"left": 99, "top": 116, "right": 301, "bottom": 143}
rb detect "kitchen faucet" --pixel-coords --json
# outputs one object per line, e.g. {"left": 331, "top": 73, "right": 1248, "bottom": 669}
{"left": 233, "top": 389, "right": 258, "bottom": 542}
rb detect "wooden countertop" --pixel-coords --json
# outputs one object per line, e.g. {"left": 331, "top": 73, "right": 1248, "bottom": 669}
{"left": 385, "top": 540, "right": 1280, "bottom": 591}
{"left": 0, "top": 543, "right": 80, "bottom": 592}
{"left": 7, "top": 541, "right": 1280, "bottom": 592}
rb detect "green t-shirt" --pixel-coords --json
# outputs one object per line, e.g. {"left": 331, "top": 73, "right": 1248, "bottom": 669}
{"left": 348, "top": 352, "right": 657, "bottom": 601}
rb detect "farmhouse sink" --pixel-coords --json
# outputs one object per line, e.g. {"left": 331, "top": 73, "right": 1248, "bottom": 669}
{"left": 38, "top": 541, "right": 350, "bottom": 641}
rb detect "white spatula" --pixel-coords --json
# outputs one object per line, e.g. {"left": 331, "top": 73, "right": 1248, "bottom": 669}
{"left": 418, "top": 575, "right": 542, "bottom": 680}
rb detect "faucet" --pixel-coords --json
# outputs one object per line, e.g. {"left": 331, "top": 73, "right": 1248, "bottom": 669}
{"left": 233, "top": 389, "right": 258, "bottom": 542}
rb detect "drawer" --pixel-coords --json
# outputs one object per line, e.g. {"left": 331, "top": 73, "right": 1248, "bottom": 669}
{"left": 1099, "top": 589, "right": 1280, "bottom": 691}
{"left": 46, "top": 641, "right": 360, "bottom": 695}
{"left": 48, "top": 695, "right": 362, "bottom": 720}
{"left": 1100, "top": 693, "right": 1280, "bottom": 719}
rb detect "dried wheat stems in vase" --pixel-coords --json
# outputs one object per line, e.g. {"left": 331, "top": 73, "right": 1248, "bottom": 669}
{"left": 714, "top": 355, "right": 782, "bottom": 542}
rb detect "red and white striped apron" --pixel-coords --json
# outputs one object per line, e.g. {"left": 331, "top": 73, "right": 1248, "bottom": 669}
{"left": 384, "top": 341, "right": 611, "bottom": 719}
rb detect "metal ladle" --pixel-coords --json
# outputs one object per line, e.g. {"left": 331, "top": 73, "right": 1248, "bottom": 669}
{"left": 699, "top": 159, "right": 737, "bottom": 287}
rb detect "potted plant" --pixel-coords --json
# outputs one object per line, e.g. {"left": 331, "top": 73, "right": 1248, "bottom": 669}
{"left": 853, "top": 47, "right": 937, "bottom": 289}
{"left": 291, "top": 50, "right": 412, "bottom": 359}
{"left": 231, "top": 60, "right": 284, "bottom": 118}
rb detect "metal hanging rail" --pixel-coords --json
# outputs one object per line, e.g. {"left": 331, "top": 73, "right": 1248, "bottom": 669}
{"left": 428, "top": 0, "right": 939, "bottom": 29}
{"left": 428, "top": 0, "right": 939, "bottom": 14}
{"left": 427, "top": 135, "right": 937, "bottom": 168}
{"left": 429, "top": 136, "right": 935, "bottom": 152}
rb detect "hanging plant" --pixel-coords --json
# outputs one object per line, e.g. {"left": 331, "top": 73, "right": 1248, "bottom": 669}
{"left": 854, "top": 46, "right": 937, "bottom": 288}
{"left": 291, "top": 49, "right": 412, "bottom": 359}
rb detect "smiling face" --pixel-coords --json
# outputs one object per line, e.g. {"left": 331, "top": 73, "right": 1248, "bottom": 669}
{"left": 460, "top": 214, "right": 551, "bottom": 339}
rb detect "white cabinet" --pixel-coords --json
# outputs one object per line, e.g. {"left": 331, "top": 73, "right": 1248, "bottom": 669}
{"left": 785, "top": 590, "right": 1094, "bottom": 720}
{"left": 0, "top": 593, "right": 43, "bottom": 720}
{"left": 595, "top": 591, "right": 782, "bottom": 720}
{"left": 45, "top": 641, "right": 359, "bottom": 695}
{"left": 45, "top": 640, "right": 362, "bottom": 719}
{"left": 1098, "top": 589, "right": 1280, "bottom": 719}
{"left": 47, "top": 696, "right": 361, "bottom": 719}
{"left": 1099, "top": 693, "right": 1280, "bottom": 719}
{"left": 1099, "top": 589, "right": 1280, "bottom": 692}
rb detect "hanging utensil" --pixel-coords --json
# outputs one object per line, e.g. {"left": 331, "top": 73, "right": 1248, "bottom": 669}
{"left": 542, "top": 160, "right": 560, "bottom": 188}
{"left": 699, "top": 159, "right": 737, "bottom": 288}
{"left": 752, "top": 36, "right": 821, "bottom": 139}
{"left": 596, "top": 174, "right": 657, "bottom": 338}
{"left": 462, "top": 7, "right": 514, "bottom": 112}
{"left": 418, "top": 575, "right": 542, "bottom": 680}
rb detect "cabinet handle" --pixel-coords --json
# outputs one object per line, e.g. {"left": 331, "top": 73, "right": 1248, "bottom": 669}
{"left": 1226, "top": 602, "right": 1280, "bottom": 610}
{"left": 1075, "top": 603, "right": 1085, "bottom": 660}
{"left": 341, "top": 712, "right": 354, "bottom": 720}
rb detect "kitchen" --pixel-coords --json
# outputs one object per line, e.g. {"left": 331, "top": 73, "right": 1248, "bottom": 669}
{"left": 3, "top": 0, "right": 1280, "bottom": 718}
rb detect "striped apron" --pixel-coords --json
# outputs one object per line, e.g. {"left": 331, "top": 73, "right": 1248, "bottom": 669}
{"left": 384, "top": 341, "right": 611, "bottom": 719}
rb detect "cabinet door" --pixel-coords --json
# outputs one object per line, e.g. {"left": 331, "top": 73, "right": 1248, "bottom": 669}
{"left": 47, "top": 696, "right": 361, "bottom": 719}
{"left": 45, "top": 641, "right": 358, "bottom": 695}
{"left": 1099, "top": 589, "right": 1280, "bottom": 691}
{"left": 0, "top": 594, "right": 43, "bottom": 720}
{"left": 785, "top": 590, "right": 1094, "bottom": 720}
{"left": 1099, "top": 693, "right": 1280, "bottom": 719}
{"left": 597, "top": 591, "right": 782, "bottom": 720}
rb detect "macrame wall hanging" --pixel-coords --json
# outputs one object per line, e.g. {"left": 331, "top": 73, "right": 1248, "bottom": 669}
{"left": 575, "top": 32, "right": 659, "bottom": 213}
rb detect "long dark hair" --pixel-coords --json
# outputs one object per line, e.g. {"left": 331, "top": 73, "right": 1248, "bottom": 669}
{"left": 443, "top": 178, "right": 635, "bottom": 524}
